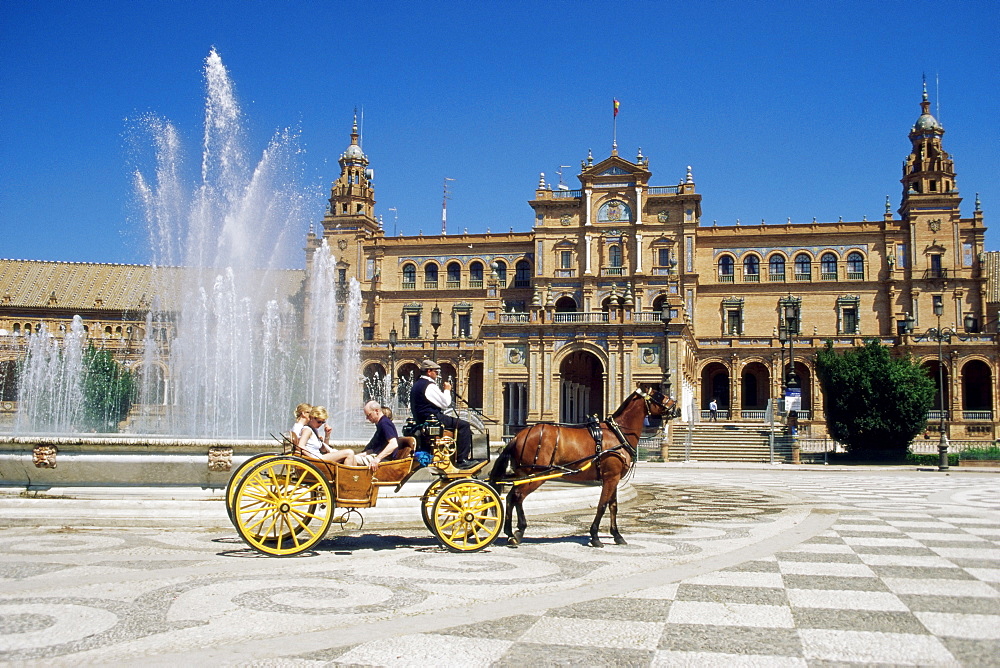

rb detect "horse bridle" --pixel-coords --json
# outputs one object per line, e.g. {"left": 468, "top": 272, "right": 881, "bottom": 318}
{"left": 636, "top": 387, "right": 673, "bottom": 414}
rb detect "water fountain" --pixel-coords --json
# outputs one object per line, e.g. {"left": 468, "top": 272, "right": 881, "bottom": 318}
{"left": 12, "top": 48, "right": 364, "bottom": 441}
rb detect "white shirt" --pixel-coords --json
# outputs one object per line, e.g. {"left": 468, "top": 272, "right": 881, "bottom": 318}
{"left": 421, "top": 373, "right": 452, "bottom": 410}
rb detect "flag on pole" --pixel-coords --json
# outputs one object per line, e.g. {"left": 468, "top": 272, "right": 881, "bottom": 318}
{"left": 613, "top": 99, "right": 620, "bottom": 118}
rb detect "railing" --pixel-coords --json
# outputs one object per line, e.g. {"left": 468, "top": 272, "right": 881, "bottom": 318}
{"left": 820, "top": 272, "right": 837, "bottom": 281}
{"left": 743, "top": 274, "right": 760, "bottom": 282}
{"left": 499, "top": 313, "right": 530, "bottom": 324}
{"left": 963, "top": 411, "right": 993, "bottom": 420}
{"left": 554, "top": 269, "right": 576, "bottom": 277}
{"left": 602, "top": 267, "right": 626, "bottom": 276}
{"left": 847, "top": 271, "right": 865, "bottom": 280}
{"left": 647, "top": 186, "right": 680, "bottom": 195}
{"left": 719, "top": 274, "right": 734, "bottom": 283}
{"left": 402, "top": 281, "right": 416, "bottom": 290}
{"left": 424, "top": 281, "right": 438, "bottom": 289}
{"left": 651, "top": 267, "right": 673, "bottom": 275}
{"left": 699, "top": 410, "right": 731, "bottom": 420}
{"left": 553, "top": 312, "right": 609, "bottom": 324}
{"left": 741, "top": 410, "right": 766, "bottom": 420}
{"left": 794, "top": 273, "right": 811, "bottom": 281}
{"left": 927, "top": 410, "right": 950, "bottom": 421}
{"left": 446, "top": 280, "right": 461, "bottom": 289}
{"left": 469, "top": 279, "right": 483, "bottom": 288}
{"left": 552, "top": 189, "right": 582, "bottom": 198}
{"left": 513, "top": 279, "right": 531, "bottom": 288}
{"left": 768, "top": 273, "right": 786, "bottom": 282}
{"left": 923, "top": 268, "right": 949, "bottom": 279}
{"left": 632, "top": 311, "right": 663, "bottom": 323}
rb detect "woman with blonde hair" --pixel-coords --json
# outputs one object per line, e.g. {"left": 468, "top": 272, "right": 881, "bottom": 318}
{"left": 291, "top": 403, "right": 312, "bottom": 439}
{"left": 296, "top": 406, "right": 356, "bottom": 466}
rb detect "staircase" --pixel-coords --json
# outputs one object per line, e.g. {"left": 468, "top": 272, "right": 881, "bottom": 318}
{"left": 667, "top": 422, "right": 794, "bottom": 463}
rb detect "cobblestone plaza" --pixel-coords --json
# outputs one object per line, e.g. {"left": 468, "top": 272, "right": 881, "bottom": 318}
{"left": 1, "top": 465, "right": 997, "bottom": 666}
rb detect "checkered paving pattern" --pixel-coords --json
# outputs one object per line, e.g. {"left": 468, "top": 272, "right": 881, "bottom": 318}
{"left": 308, "top": 473, "right": 1000, "bottom": 667}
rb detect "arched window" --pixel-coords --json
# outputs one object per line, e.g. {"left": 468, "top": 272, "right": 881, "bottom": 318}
{"left": 514, "top": 260, "right": 531, "bottom": 287}
{"left": 494, "top": 260, "right": 507, "bottom": 286}
{"left": 821, "top": 253, "right": 838, "bottom": 280}
{"left": 402, "top": 263, "right": 416, "bottom": 287}
{"left": 846, "top": 252, "right": 865, "bottom": 279}
{"left": 794, "top": 254, "right": 812, "bottom": 281}
{"left": 423, "top": 263, "right": 439, "bottom": 287}
{"left": 769, "top": 254, "right": 786, "bottom": 281}
{"left": 743, "top": 255, "right": 760, "bottom": 282}
{"left": 609, "top": 245, "right": 623, "bottom": 267}
{"left": 718, "top": 255, "right": 735, "bottom": 282}
{"left": 12, "top": 324, "right": 19, "bottom": 335}
{"left": 446, "top": 262, "right": 461, "bottom": 286}
{"left": 469, "top": 261, "right": 484, "bottom": 286}
{"left": 554, "top": 296, "right": 578, "bottom": 313}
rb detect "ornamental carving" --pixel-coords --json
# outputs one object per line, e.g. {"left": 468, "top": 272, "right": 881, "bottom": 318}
{"left": 32, "top": 445, "right": 57, "bottom": 469}
{"left": 208, "top": 447, "right": 233, "bottom": 472}
{"left": 928, "top": 218, "right": 942, "bottom": 232}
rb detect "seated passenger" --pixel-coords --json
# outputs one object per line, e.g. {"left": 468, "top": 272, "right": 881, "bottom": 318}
{"left": 296, "top": 406, "right": 356, "bottom": 466}
{"left": 355, "top": 401, "right": 402, "bottom": 471}
{"left": 290, "top": 403, "right": 312, "bottom": 441}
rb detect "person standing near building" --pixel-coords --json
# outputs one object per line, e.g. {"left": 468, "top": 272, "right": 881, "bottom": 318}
{"left": 410, "top": 359, "right": 477, "bottom": 468}
{"left": 709, "top": 398, "right": 718, "bottom": 422}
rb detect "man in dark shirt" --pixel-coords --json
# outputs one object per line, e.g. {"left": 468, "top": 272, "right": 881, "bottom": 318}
{"left": 356, "top": 401, "right": 401, "bottom": 471}
{"left": 410, "top": 359, "right": 477, "bottom": 467}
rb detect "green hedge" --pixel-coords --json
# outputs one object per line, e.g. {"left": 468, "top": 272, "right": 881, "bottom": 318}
{"left": 905, "top": 452, "right": 960, "bottom": 467}
{"left": 959, "top": 446, "right": 1000, "bottom": 461}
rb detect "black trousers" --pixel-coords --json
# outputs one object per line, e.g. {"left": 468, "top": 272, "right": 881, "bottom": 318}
{"left": 434, "top": 411, "right": 473, "bottom": 460}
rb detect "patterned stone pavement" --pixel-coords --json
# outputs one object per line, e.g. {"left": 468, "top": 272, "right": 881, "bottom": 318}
{"left": 0, "top": 466, "right": 997, "bottom": 666}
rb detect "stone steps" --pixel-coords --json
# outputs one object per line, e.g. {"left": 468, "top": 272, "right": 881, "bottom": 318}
{"left": 668, "top": 423, "right": 793, "bottom": 463}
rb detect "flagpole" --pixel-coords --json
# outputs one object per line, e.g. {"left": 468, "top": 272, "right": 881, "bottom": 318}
{"left": 612, "top": 98, "right": 619, "bottom": 154}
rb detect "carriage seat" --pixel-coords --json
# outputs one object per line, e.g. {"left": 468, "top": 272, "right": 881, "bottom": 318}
{"left": 401, "top": 418, "right": 455, "bottom": 453}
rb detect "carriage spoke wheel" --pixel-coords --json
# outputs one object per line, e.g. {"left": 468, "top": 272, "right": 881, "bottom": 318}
{"left": 226, "top": 452, "right": 278, "bottom": 527}
{"left": 233, "top": 456, "right": 333, "bottom": 556}
{"left": 431, "top": 479, "right": 503, "bottom": 552}
{"left": 420, "top": 479, "right": 446, "bottom": 532}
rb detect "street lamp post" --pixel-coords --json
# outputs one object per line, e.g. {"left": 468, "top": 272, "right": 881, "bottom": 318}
{"left": 388, "top": 325, "right": 398, "bottom": 403}
{"left": 778, "top": 324, "right": 788, "bottom": 396}
{"left": 897, "top": 299, "right": 976, "bottom": 472}
{"left": 430, "top": 306, "right": 442, "bottom": 362}
{"left": 660, "top": 303, "right": 674, "bottom": 397}
{"left": 783, "top": 302, "right": 799, "bottom": 390}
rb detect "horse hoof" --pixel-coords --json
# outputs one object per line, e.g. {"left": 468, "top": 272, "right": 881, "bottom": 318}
{"left": 589, "top": 538, "right": 604, "bottom": 548}
{"left": 507, "top": 536, "right": 520, "bottom": 547}
{"left": 614, "top": 536, "right": 628, "bottom": 546}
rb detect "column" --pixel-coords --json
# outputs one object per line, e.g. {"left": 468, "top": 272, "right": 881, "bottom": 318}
{"left": 584, "top": 234, "right": 593, "bottom": 275}
{"left": 635, "top": 233, "right": 643, "bottom": 273}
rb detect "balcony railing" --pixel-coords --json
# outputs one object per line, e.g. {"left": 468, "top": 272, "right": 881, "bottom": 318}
{"left": 651, "top": 267, "right": 673, "bottom": 276}
{"left": 820, "top": 272, "right": 837, "bottom": 281}
{"left": 554, "top": 269, "right": 576, "bottom": 277}
{"left": 719, "top": 274, "right": 734, "bottom": 283}
{"left": 743, "top": 273, "right": 760, "bottom": 283}
{"left": 632, "top": 311, "right": 664, "bottom": 323}
{"left": 499, "top": 313, "right": 530, "bottom": 324}
{"left": 469, "top": 279, "right": 483, "bottom": 288}
{"left": 446, "top": 280, "right": 461, "bottom": 289}
{"left": 768, "top": 273, "right": 786, "bottom": 282}
{"left": 647, "top": 186, "right": 680, "bottom": 195}
{"left": 402, "top": 281, "right": 416, "bottom": 290}
{"left": 963, "top": 410, "right": 993, "bottom": 420}
{"left": 553, "top": 312, "right": 609, "bottom": 324}
{"left": 513, "top": 279, "right": 531, "bottom": 288}
{"left": 424, "top": 281, "right": 438, "bottom": 289}
{"left": 602, "top": 267, "right": 626, "bottom": 277}
{"left": 741, "top": 410, "right": 766, "bottom": 420}
{"left": 926, "top": 410, "right": 950, "bottom": 421}
{"left": 552, "top": 189, "right": 582, "bottom": 198}
{"left": 847, "top": 271, "right": 865, "bottom": 280}
{"left": 794, "top": 273, "right": 811, "bottom": 281}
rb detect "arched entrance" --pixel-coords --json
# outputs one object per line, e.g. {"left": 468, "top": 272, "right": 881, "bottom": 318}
{"left": 922, "top": 361, "right": 950, "bottom": 411}
{"left": 559, "top": 350, "right": 603, "bottom": 422}
{"left": 466, "top": 362, "right": 484, "bottom": 410}
{"left": 788, "top": 361, "right": 812, "bottom": 412}
{"left": 362, "top": 363, "right": 388, "bottom": 404}
{"left": 701, "top": 362, "right": 730, "bottom": 412}
{"left": 0, "top": 360, "right": 19, "bottom": 402}
{"left": 741, "top": 362, "right": 770, "bottom": 412}
{"left": 961, "top": 360, "right": 992, "bottom": 415}
{"left": 555, "top": 296, "right": 577, "bottom": 312}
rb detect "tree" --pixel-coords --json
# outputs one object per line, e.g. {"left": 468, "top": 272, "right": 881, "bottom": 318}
{"left": 815, "top": 339, "right": 935, "bottom": 460}
{"left": 82, "top": 345, "right": 136, "bottom": 432}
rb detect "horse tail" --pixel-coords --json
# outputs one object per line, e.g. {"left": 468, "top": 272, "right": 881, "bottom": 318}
{"left": 488, "top": 439, "right": 516, "bottom": 484}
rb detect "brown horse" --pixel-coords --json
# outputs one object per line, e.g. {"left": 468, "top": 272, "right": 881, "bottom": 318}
{"left": 488, "top": 387, "right": 678, "bottom": 548}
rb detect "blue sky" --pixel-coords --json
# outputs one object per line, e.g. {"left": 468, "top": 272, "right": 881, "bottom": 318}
{"left": 2, "top": 0, "right": 998, "bottom": 266}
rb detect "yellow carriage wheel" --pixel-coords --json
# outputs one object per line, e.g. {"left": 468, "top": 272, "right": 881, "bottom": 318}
{"left": 431, "top": 479, "right": 503, "bottom": 553}
{"left": 226, "top": 452, "right": 278, "bottom": 527}
{"left": 420, "top": 479, "right": 446, "bottom": 532}
{"left": 233, "top": 456, "right": 333, "bottom": 556}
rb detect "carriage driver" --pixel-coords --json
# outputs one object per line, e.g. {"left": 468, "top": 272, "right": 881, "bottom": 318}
{"left": 410, "top": 359, "right": 478, "bottom": 468}
{"left": 356, "top": 401, "right": 402, "bottom": 471}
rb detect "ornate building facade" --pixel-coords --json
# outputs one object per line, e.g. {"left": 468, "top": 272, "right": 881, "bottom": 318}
{"left": 2, "top": 93, "right": 997, "bottom": 445}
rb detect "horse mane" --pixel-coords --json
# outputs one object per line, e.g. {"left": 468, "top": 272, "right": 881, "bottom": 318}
{"left": 610, "top": 389, "right": 643, "bottom": 420}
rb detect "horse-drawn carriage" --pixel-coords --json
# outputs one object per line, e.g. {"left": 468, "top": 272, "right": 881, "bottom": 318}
{"left": 225, "top": 388, "right": 677, "bottom": 556}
